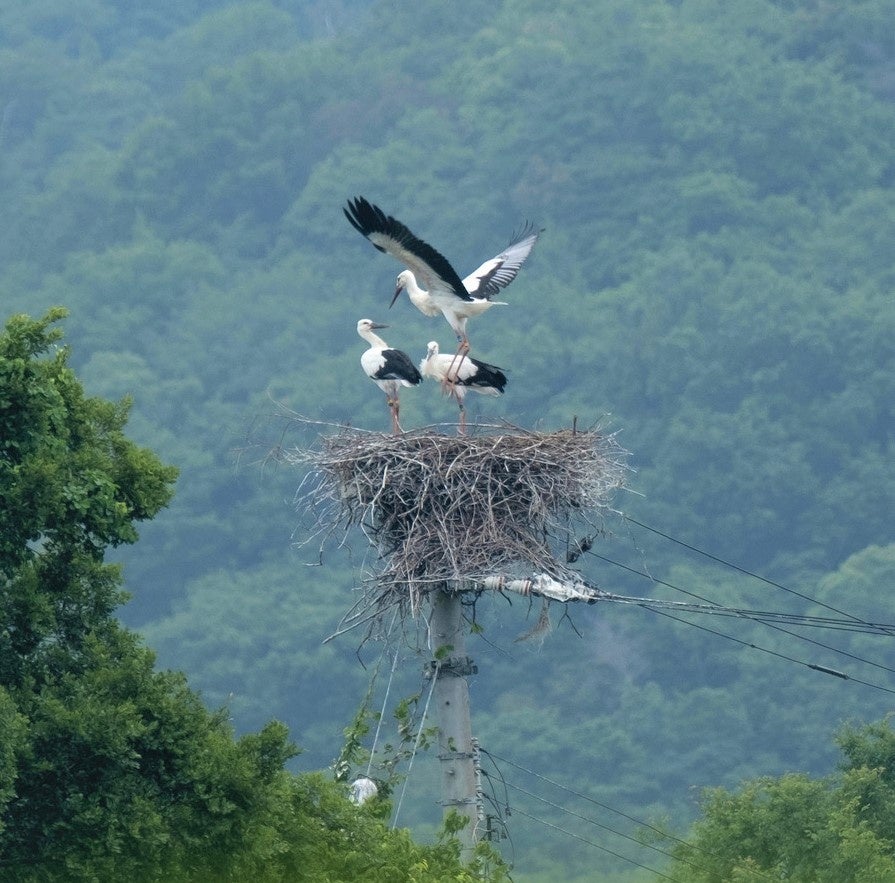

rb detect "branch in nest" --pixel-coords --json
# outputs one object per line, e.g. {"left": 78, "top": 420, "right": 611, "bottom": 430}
{"left": 285, "top": 422, "right": 628, "bottom": 634}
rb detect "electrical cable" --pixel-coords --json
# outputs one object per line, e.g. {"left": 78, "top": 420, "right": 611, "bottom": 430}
{"left": 624, "top": 516, "right": 895, "bottom": 637}
{"left": 487, "top": 750, "right": 693, "bottom": 851}
{"left": 590, "top": 552, "right": 895, "bottom": 635}
{"left": 391, "top": 662, "right": 439, "bottom": 829}
{"left": 589, "top": 552, "right": 895, "bottom": 674}
{"left": 366, "top": 608, "right": 400, "bottom": 777}
{"left": 478, "top": 748, "right": 516, "bottom": 863}
{"left": 642, "top": 606, "right": 895, "bottom": 695}
{"left": 509, "top": 804, "right": 683, "bottom": 882}
{"left": 597, "top": 592, "right": 895, "bottom": 635}
{"left": 503, "top": 779, "right": 708, "bottom": 875}
{"left": 366, "top": 648, "right": 400, "bottom": 777}
{"left": 485, "top": 752, "right": 785, "bottom": 882}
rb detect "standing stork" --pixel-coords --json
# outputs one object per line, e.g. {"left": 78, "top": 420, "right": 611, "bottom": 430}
{"left": 344, "top": 197, "right": 541, "bottom": 356}
{"left": 419, "top": 341, "right": 507, "bottom": 433}
{"left": 357, "top": 319, "right": 422, "bottom": 434}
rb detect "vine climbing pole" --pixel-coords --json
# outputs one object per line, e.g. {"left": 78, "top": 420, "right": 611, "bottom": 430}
{"left": 428, "top": 585, "right": 481, "bottom": 861}
{"left": 287, "top": 425, "right": 628, "bottom": 866}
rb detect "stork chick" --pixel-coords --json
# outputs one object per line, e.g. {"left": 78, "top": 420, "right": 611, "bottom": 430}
{"left": 420, "top": 340, "right": 507, "bottom": 434}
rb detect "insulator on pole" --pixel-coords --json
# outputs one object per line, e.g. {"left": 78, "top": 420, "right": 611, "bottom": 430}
{"left": 480, "top": 573, "right": 602, "bottom": 603}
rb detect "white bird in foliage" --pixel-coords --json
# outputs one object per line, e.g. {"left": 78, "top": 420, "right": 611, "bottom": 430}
{"left": 344, "top": 196, "right": 541, "bottom": 355}
{"left": 357, "top": 319, "right": 422, "bottom": 434}
{"left": 419, "top": 340, "right": 507, "bottom": 434}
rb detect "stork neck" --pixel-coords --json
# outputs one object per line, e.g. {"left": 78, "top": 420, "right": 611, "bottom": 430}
{"left": 405, "top": 273, "right": 428, "bottom": 299}
{"left": 360, "top": 328, "right": 389, "bottom": 349}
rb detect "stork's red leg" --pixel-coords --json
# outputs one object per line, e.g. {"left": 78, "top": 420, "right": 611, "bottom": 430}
{"left": 387, "top": 397, "right": 400, "bottom": 434}
{"left": 445, "top": 337, "right": 470, "bottom": 393}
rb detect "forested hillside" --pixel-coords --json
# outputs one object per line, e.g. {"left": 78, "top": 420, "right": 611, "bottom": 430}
{"left": 2, "top": 0, "right": 894, "bottom": 879}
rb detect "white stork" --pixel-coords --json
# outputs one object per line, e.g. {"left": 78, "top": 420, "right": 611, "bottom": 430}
{"left": 344, "top": 196, "right": 541, "bottom": 354}
{"left": 394, "top": 221, "right": 541, "bottom": 324}
{"left": 357, "top": 319, "right": 422, "bottom": 434}
{"left": 419, "top": 341, "right": 507, "bottom": 433}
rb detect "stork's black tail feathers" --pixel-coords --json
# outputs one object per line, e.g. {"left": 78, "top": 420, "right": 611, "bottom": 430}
{"left": 463, "top": 358, "right": 507, "bottom": 394}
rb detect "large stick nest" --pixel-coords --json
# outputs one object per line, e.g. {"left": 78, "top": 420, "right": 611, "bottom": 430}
{"left": 287, "top": 423, "right": 628, "bottom": 616}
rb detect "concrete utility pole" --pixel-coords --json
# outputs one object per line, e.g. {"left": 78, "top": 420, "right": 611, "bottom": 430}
{"left": 428, "top": 586, "right": 480, "bottom": 861}
{"left": 294, "top": 424, "right": 625, "bottom": 868}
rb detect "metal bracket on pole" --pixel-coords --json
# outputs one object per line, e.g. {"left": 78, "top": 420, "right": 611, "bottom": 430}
{"left": 424, "top": 656, "right": 478, "bottom": 678}
{"left": 438, "top": 750, "right": 476, "bottom": 762}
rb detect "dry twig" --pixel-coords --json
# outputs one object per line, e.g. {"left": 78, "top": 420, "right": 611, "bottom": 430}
{"left": 285, "top": 422, "right": 628, "bottom": 627}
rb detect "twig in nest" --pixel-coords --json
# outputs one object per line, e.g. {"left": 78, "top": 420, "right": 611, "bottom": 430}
{"left": 285, "top": 422, "right": 628, "bottom": 633}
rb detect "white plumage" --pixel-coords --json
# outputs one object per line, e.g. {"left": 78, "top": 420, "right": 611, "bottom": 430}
{"left": 357, "top": 318, "right": 422, "bottom": 434}
{"left": 394, "top": 221, "right": 541, "bottom": 328}
{"left": 462, "top": 220, "right": 542, "bottom": 300}
{"left": 345, "top": 196, "right": 541, "bottom": 352}
{"left": 420, "top": 340, "right": 507, "bottom": 433}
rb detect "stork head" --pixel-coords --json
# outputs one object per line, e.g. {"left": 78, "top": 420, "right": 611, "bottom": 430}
{"left": 391, "top": 270, "right": 412, "bottom": 308}
{"left": 419, "top": 341, "right": 441, "bottom": 378}
{"left": 357, "top": 318, "right": 388, "bottom": 337}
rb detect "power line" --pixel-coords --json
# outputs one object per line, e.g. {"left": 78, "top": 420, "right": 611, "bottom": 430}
{"left": 509, "top": 804, "right": 683, "bottom": 882}
{"left": 486, "top": 751, "right": 748, "bottom": 879}
{"left": 478, "top": 748, "right": 514, "bottom": 858}
{"left": 366, "top": 609, "right": 400, "bottom": 777}
{"left": 642, "top": 606, "right": 895, "bottom": 695}
{"left": 490, "top": 554, "right": 895, "bottom": 690}
{"left": 502, "top": 778, "right": 710, "bottom": 875}
{"left": 391, "top": 662, "right": 439, "bottom": 829}
{"left": 485, "top": 750, "right": 783, "bottom": 883}
{"left": 366, "top": 648, "right": 400, "bottom": 776}
{"left": 624, "top": 516, "right": 895, "bottom": 637}
{"left": 588, "top": 558, "right": 895, "bottom": 634}
{"left": 589, "top": 552, "right": 895, "bottom": 675}
{"left": 487, "top": 750, "right": 688, "bottom": 848}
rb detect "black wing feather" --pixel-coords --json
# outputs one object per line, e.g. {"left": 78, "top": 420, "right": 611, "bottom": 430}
{"left": 344, "top": 196, "right": 471, "bottom": 301}
{"left": 376, "top": 348, "right": 423, "bottom": 385}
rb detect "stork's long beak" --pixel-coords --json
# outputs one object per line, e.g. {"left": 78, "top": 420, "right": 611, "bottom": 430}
{"left": 369, "top": 321, "right": 389, "bottom": 330}
{"left": 389, "top": 283, "right": 403, "bottom": 309}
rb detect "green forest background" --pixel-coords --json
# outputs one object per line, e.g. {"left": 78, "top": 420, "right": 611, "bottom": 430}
{"left": 2, "top": 0, "right": 894, "bottom": 879}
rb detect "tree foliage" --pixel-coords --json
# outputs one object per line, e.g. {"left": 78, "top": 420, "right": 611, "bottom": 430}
{"left": 2, "top": 0, "right": 894, "bottom": 878}
{"left": 0, "top": 311, "right": 499, "bottom": 880}
{"left": 669, "top": 718, "right": 895, "bottom": 882}
{"left": 0, "top": 308, "right": 178, "bottom": 688}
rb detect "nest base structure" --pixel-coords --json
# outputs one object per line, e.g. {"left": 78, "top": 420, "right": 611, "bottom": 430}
{"left": 289, "top": 424, "right": 627, "bottom": 620}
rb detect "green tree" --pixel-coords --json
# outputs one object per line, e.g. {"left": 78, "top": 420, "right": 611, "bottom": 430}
{"left": 0, "top": 307, "right": 179, "bottom": 688}
{"left": 667, "top": 717, "right": 895, "bottom": 882}
{"left": 3, "top": 1, "right": 895, "bottom": 877}
{"left": 0, "top": 309, "right": 504, "bottom": 881}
